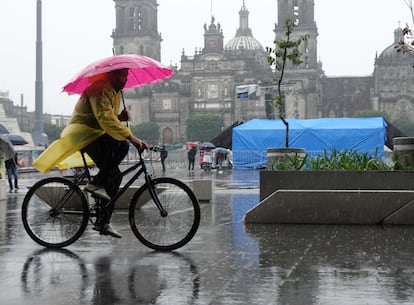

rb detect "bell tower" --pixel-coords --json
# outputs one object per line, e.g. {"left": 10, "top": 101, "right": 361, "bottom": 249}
{"left": 274, "top": 0, "right": 321, "bottom": 118}
{"left": 112, "top": 0, "right": 161, "bottom": 61}
{"left": 275, "top": 0, "right": 318, "bottom": 69}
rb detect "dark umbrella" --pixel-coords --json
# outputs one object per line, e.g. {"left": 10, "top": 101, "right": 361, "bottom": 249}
{"left": 0, "top": 134, "right": 15, "bottom": 159}
{"left": 5, "top": 134, "right": 28, "bottom": 145}
{"left": 0, "top": 123, "right": 10, "bottom": 134}
{"left": 200, "top": 142, "right": 216, "bottom": 150}
{"left": 214, "top": 147, "right": 228, "bottom": 155}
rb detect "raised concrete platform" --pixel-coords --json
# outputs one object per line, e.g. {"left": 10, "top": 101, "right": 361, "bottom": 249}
{"left": 244, "top": 189, "right": 414, "bottom": 225}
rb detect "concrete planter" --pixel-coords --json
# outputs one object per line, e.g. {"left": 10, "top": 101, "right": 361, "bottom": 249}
{"left": 192, "top": 179, "right": 213, "bottom": 202}
{"left": 245, "top": 170, "right": 414, "bottom": 225}
{"left": 260, "top": 170, "right": 414, "bottom": 200}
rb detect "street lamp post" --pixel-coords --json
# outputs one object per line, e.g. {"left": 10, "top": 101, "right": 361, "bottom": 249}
{"left": 33, "top": 0, "right": 48, "bottom": 146}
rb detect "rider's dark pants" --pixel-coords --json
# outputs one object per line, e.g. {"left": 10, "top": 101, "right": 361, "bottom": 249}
{"left": 83, "top": 133, "right": 129, "bottom": 222}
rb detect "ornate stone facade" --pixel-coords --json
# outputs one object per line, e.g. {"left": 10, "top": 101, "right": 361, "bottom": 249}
{"left": 111, "top": 0, "right": 414, "bottom": 144}
{"left": 373, "top": 28, "right": 414, "bottom": 122}
{"left": 114, "top": 0, "right": 274, "bottom": 143}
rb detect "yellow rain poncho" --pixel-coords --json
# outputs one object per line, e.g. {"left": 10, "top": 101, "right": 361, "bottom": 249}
{"left": 33, "top": 76, "right": 132, "bottom": 173}
{"left": 57, "top": 151, "right": 95, "bottom": 170}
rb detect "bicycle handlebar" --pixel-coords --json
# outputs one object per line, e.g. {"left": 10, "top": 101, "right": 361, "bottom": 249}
{"left": 131, "top": 144, "right": 161, "bottom": 157}
{"left": 130, "top": 142, "right": 149, "bottom": 154}
{"left": 150, "top": 145, "right": 161, "bottom": 152}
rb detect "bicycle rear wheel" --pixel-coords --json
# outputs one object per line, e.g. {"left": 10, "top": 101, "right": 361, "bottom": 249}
{"left": 21, "top": 177, "right": 89, "bottom": 248}
{"left": 129, "top": 177, "right": 200, "bottom": 251}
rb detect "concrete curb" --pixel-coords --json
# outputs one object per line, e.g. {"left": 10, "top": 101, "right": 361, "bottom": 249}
{"left": 244, "top": 189, "right": 414, "bottom": 225}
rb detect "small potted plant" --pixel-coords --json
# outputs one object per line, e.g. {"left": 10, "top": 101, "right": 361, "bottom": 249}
{"left": 265, "top": 18, "right": 308, "bottom": 169}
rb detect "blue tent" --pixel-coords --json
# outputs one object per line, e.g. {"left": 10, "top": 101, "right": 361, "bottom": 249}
{"left": 232, "top": 117, "right": 387, "bottom": 169}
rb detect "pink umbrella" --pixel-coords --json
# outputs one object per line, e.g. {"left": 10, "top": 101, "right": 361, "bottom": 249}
{"left": 63, "top": 54, "right": 173, "bottom": 95}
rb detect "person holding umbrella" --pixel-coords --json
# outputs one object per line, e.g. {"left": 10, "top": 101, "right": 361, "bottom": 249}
{"left": 80, "top": 69, "right": 149, "bottom": 239}
{"left": 33, "top": 54, "right": 173, "bottom": 239}
{"left": 34, "top": 69, "right": 147, "bottom": 238}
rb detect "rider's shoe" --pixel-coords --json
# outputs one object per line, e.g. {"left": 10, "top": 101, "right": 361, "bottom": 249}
{"left": 93, "top": 223, "right": 122, "bottom": 239}
{"left": 84, "top": 183, "right": 111, "bottom": 201}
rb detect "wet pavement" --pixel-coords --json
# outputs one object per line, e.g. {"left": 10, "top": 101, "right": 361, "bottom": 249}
{"left": 1, "top": 166, "right": 414, "bottom": 304}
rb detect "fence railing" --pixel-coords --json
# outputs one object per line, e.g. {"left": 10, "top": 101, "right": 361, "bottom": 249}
{"left": 16, "top": 147, "right": 389, "bottom": 172}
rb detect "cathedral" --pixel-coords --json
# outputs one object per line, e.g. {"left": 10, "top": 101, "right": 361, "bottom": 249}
{"left": 111, "top": 0, "right": 414, "bottom": 144}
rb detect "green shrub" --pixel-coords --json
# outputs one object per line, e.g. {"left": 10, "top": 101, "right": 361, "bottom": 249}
{"left": 392, "top": 150, "right": 414, "bottom": 170}
{"left": 272, "top": 148, "right": 392, "bottom": 171}
{"left": 271, "top": 153, "right": 307, "bottom": 170}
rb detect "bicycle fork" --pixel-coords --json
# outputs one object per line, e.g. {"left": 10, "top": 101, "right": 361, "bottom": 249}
{"left": 145, "top": 175, "right": 168, "bottom": 217}
{"left": 50, "top": 185, "right": 80, "bottom": 216}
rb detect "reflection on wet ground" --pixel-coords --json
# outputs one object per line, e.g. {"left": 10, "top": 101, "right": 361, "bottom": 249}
{"left": 1, "top": 168, "right": 414, "bottom": 304}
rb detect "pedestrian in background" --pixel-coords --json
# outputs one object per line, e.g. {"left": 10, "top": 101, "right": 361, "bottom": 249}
{"left": 5, "top": 153, "right": 20, "bottom": 192}
{"left": 187, "top": 146, "right": 197, "bottom": 170}
{"left": 160, "top": 145, "right": 168, "bottom": 171}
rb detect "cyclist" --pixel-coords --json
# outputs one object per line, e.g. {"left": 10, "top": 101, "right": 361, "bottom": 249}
{"left": 33, "top": 68, "right": 147, "bottom": 238}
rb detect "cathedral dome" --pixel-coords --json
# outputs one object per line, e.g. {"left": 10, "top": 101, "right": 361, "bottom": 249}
{"left": 225, "top": 35, "right": 263, "bottom": 51}
{"left": 225, "top": 2, "right": 263, "bottom": 51}
{"left": 376, "top": 28, "right": 412, "bottom": 66}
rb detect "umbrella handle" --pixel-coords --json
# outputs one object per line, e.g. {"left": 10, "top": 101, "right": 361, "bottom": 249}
{"left": 121, "top": 90, "right": 127, "bottom": 110}
{"left": 120, "top": 90, "right": 129, "bottom": 128}
{"left": 114, "top": 48, "right": 129, "bottom": 127}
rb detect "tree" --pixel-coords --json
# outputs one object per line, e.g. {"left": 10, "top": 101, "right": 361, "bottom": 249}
{"left": 43, "top": 122, "right": 64, "bottom": 142}
{"left": 393, "top": 1, "right": 414, "bottom": 136}
{"left": 396, "top": 0, "right": 414, "bottom": 63}
{"left": 130, "top": 122, "right": 160, "bottom": 145}
{"left": 186, "top": 114, "right": 224, "bottom": 142}
{"left": 266, "top": 19, "right": 308, "bottom": 148}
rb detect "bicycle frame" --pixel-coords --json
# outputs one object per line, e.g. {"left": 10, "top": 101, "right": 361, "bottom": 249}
{"left": 78, "top": 149, "right": 168, "bottom": 215}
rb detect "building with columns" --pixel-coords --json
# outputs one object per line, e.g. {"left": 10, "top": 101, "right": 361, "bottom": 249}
{"left": 113, "top": 0, "right": 399, "bottom": 144}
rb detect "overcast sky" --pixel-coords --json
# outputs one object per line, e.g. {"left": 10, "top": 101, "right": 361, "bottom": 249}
{"left": 0, "top": 0, "right": 412, "bottom": 115}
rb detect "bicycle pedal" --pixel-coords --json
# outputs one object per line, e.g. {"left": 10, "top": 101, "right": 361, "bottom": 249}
{"left": 92, "top": 225, "right": 103, "bottom": 233}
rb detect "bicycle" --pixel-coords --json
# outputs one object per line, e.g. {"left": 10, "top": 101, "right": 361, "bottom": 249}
{"left": 21, "top": 147, "right": 201, "bottom": 251}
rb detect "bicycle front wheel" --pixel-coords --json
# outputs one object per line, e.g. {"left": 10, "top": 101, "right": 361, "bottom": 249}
{"left": 21, "top": 177, "right": 89, "bottom": 248}
{"left": 129, "top": 177, "right": 200, "bottom": 251}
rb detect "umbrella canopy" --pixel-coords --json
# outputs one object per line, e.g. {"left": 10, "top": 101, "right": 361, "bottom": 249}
{"left": 0, "top": 123, "right": 10, "bottom": 134}
{"left": 200, "top": 142, "right": 216, "bottom": 150}
{"left": 63, "top": 54, "right": 174, "bottom": 95}
{"left": 5, "top": 134, "right": 28, "bottom": 145}
{"left": 0, "top": 135, "right": 15, "bottom": 159}
{"left": 214, "top": 147, "right": 228, "bottom": 155}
